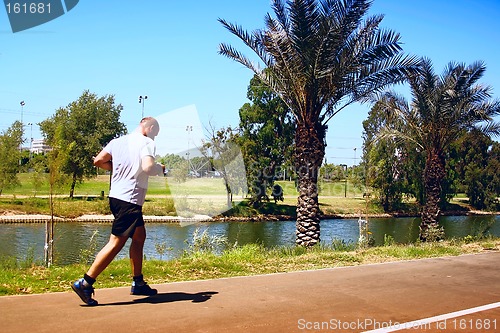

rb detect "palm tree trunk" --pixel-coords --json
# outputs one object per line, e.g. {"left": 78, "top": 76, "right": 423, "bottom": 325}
{"left": 295, "top": 123, "right": 325, "bottom": 247}
{"left": 420, "top": 151, "right": 445, "bottom": 241}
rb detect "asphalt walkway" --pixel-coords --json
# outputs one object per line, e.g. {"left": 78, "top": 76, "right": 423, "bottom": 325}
{"left": 1, "top": 252, "right": 499, "bottom": 333}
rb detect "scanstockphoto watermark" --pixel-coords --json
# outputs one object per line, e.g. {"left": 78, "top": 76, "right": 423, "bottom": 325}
{"left": 297, "top": 317, "right": 498, "bottom": 331}
{"left": 297, "top": 318, "right": 445, "bottom": 331}
{"left": 3, "top": 0, "right": 79, "bottom": 33}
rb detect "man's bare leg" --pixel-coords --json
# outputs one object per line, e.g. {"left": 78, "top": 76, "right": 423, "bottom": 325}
{"left": 87, "top": 233, "right": 129, "bottom": 279}
{"left": 130, "top": 226, "right": 146, "bottom": 277}
{"left": 129, "top": 226, "right": 157, "bottom": 295}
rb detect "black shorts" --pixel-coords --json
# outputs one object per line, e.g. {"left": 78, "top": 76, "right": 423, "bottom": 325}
{"left": 109, "top": 197, "right": 144, "bottom": 238}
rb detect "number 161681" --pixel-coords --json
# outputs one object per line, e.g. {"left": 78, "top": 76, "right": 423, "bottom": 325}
{"left": 451, "top": 319, "right": 496, "bottom": 330}
{"left": 6, "top": 2, "right": 52, "bottom": 14}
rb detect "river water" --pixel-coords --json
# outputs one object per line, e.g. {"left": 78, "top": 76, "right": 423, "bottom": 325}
{"left": 0, "top": 215, "right": 498, "bottom": 265}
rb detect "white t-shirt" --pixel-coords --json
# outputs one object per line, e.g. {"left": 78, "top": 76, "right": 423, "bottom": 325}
{"left": 104, "top": 131, "right": 156, "bottom": 206}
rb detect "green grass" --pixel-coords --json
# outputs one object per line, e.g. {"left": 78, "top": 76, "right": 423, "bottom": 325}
{"left": 274, "top": 180, "right": 366, "bottom": 197}
{"left": 0, "top": 173, "right": 479, "bottom": 218}
{"left": 1, "top": 237, "right": 498, "bottom": 296}
{"left": 0, "top": 174, "right": 384, "bottom": 218}
{"left": 3, "top": 174, "right": 366, "bottom": 198}
{"left": 1, "top": 173, "right": 111, "bottom": 197}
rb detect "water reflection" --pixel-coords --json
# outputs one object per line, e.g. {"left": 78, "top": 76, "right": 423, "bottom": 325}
{"left": 0, "top": 215, "right": 498, "bottom": 265}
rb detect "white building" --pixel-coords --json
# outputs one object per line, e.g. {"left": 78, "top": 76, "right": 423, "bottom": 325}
{"left": 30, "top": 139, "right": 51, "bottom": 154}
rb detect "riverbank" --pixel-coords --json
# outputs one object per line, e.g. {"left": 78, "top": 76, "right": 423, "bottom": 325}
{"left": 0, "top": 209, "right": 498, "bottom": 224}
{"left": 0, "top": 213, "right": 213, "bottom": 224}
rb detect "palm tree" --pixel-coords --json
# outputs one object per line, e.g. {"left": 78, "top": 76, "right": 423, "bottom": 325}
{"left": 218, "top": 0, "right": 420, "bottom": 246}
{"left": 375, "top": 58, "right": 500, "bottom": 241}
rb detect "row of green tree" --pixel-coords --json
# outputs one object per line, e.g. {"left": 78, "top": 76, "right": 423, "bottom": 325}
{"left": 0, "top": 91, "right": 126, "bottom": 198}
{"left": 218, "top": 0, "right": 500, "bottom": 245}
{"left": 363, "top": 98, "right": 500, "bottom": 214}
{"left": 234, "top": 64, "right": 500, "bottom": 231}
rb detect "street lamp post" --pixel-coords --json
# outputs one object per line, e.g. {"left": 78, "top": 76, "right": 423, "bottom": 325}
{"left": 19, "top": 101, "right": 25, "bottom": 170}
{"left": 20, "top": 101, "right": 25, "bottom": 125}
{"left": 139, "top": 95, "right": 148, "bottom": 119}
{"left": 340, "top": 164, "right": 348, "bottom": 197}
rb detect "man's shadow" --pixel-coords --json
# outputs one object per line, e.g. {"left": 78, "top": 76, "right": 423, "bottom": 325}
{"left": 99, "top": 291, "right": 218, "bottom": 306}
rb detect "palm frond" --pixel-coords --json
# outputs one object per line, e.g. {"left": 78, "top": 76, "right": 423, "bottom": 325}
{"left": 288, "top": 0, "right": 320, "bottom": 45}
{"left": 218, "top": 19, "right": 272, "bottom": 68}
{"left": 347, "top": 54, "right": 421, "bottom": 102}
{"left": 219, "top": 0, "right": 420, "bottom": 128}
{"left": 316, "top": 10, "right": 383, "bottom": 78}
{"left": 356, "top": 26, "right": 403, "bottom": 65}
{"left": 374, "top": 58, "right": 499, "bottom": 155}
{"left": 454, "top": 61, "right": 487, "bottom": 93}
{"left": 218, "top": 43, "right": 264, "bottom": 75}
{"left": 476, "top": 121, "right": 500, "bottom": 137}
{"left": 376, "top": 127, "right": 424, "bottom": 151}
{"left": 271, "top": 0, "right": 290, "bottom": 32}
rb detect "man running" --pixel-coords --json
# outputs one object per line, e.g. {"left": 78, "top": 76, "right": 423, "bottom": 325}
{"left": 71, "top": 117, "right": 164, "bottom": 306}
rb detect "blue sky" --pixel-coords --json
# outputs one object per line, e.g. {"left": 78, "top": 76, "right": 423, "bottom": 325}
{"left": 1, "top": 0, "right": 499, "bottom": 166}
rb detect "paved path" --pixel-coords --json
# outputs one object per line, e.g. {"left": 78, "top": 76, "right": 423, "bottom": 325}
{"left": 1, "top": 252, "right": 499, "bottom": 333}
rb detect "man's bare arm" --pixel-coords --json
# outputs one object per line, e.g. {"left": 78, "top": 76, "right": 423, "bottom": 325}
{"left": 93, "top": 150, "right": 112, "bottom": 171}
{"left": 141, "top": 156, "right": 164, "bottom": 176}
